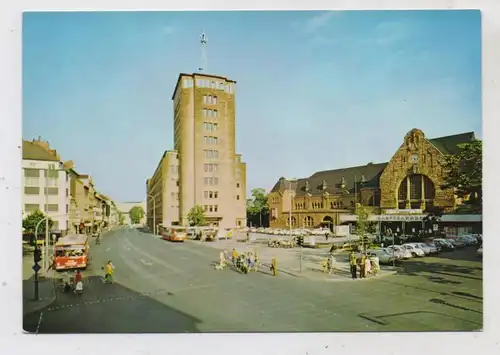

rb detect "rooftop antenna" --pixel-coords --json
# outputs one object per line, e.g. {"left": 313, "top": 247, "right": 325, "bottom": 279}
{"left": 198, "top": 30, "right": 208, "bottom": 73}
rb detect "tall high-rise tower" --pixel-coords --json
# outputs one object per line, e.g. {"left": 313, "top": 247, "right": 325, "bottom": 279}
{"left": 171, "top": 72, "right": 246, "bottom": 228}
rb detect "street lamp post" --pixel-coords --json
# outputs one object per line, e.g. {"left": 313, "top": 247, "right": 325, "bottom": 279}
{"left": 147, "top": 194, "right": 156, "bottom": 235}
{"left": 288, "top": 178, "right": 301, "bottom": 273}
{"left": 392, "top": 232, "right": 396, "bottom": 268}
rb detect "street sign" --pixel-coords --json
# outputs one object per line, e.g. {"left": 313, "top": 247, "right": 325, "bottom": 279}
{"left": 32, "top": 263, "right": 41, "bottom": 272}
{"left": 433, "top": 224, "right": 438, "bottom": 231}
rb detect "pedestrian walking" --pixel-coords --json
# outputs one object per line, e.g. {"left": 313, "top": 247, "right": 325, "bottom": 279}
{"left": 104, "top": 260, "right": 115, "bottom": 283}
{"left": 232, "top": 248, "right": 238, "bottom": 266}
{"left": 365, "top": 255, "right": 372, "bottom": 277}
{"left": 270, "top": 256, "right": 278, "bottom": 276}
{"left": 219, "top": 251, "right": 226, "bottom": 268}
{"left": 370, "top": 254, "right": 380, "bottom": 276}
{"left": 329, "top": 254, "right": 336, "bottom": 274}
{"left": 349, "top": 251, "right": 357, "bottom": 280}
{"left": 359, "top": 254, "right": 366, "bottom": 279}
{"left": 74, "top": 270, "right": 83, "bottom": 294}
{"left": 254, "top": 252, "right": 260, "bottom": 272}
{"left": 246, "top": 231, "right": 250, "bottom": 243}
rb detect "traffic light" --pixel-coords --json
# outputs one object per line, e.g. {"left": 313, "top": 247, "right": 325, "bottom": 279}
{"left": 362, "top": 236, "right": 369, "bottom": 249}
{"left": 34, "top": 249, "right": 42, "bottom": 263}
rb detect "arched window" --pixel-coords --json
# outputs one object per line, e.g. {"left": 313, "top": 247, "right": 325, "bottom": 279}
{"left": 397, "top": 174, "right": 435, "bottom": 210}
{"left": 330, "top": 202, "right": 334, "bottom": 209}
{"left": 291, "top": 216, "right": 296, "bottom": 226}
{"left": 304, "top": 216, "right": 314, "bottom": 227}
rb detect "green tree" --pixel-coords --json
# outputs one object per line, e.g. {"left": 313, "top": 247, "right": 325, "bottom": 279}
{"left": 246, "top": 188, "right": 269, "bottom": 227}
{"left": 441, "top": 140, "right": 482, "bottom": 210}
{"left": 23, "top": 209, "right": 53, "bottom": 235}
{"left": 187, "top": 205, "right": 206, "bottom": 226}
{"left": 355, "top": 203, "right": 370, "bottom": 251}
{"left": 129, "top": 206, "right": 145, "bottom": 224}
{"left": 119, "top": 212, "right": 125, "bottom": 225}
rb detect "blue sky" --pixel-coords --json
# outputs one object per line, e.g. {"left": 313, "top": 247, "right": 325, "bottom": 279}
{"left": 23, "top": 10, "right": 482, "bottom": 202}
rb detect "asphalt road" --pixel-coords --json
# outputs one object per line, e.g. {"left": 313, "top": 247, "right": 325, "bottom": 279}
{"left": 23, "top": 228, "right": 483, "bottom": 333}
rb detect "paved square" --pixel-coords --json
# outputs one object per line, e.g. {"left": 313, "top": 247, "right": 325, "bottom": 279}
{"left": 23, "top": 229, "right": 482, "bottom": 333}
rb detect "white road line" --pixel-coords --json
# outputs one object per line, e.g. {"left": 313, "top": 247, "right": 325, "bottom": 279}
{"left": 36, "top": 312, "right": 43, "bottom": 334}
{"left": 140, "top": 259, "right": 153, "bottom": 267}
{"left": 122, "top": 237, "right": 188, "bottom": 275}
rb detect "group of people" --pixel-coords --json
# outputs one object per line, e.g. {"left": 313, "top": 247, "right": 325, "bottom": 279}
{"left": 321, "top": 253, "right": 336, "bottom": 274}
{"left": 60, "top": 260, "right": 115, "bottom": 294}
{"left": 349, "top": 251, "right": 380, "bottom": 279}
{"left": 217, "top": 249, "right": 276, "bottom": 275}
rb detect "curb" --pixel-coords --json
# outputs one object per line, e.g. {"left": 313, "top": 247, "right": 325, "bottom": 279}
{"left": 23, "top": 278, "right": 57, "bottom": 317}
{"left": 278, "top": 268, "right": 398, "bottom": 282}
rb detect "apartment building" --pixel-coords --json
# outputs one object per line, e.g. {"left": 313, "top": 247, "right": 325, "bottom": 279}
{"left": 147, "top": 73, "right": 247, "bottom": 229}
{"left": 146, "top": 150, "right": 180, "bottom": 231}
{"left": 22, "top": 139, "right": 70, "bottom": 232}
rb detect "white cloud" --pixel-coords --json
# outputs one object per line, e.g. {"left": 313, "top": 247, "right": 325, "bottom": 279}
{"left": 374, "top": 19, "right": 413, "bottom": 45}
{"left": 302, "top": 11, "right": 339, "bottom": 34}
{"left": 161, "top": 25, "right": 175, "bottom": 35}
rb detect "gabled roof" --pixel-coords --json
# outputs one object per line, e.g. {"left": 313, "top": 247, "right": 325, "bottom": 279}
{"left": 271, "top": 163, "right": 387, "bottom": 197}
{"left": 270, "top": 131, "right": 477, "bottom": 197}
{"left": 428, "top": 132, "right": 476, "bottom": 155}
{"left": 22, "top": 141, "right": 60, "bottom": 162}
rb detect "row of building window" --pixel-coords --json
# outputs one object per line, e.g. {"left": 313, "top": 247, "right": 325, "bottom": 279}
{"left": 204, "top": 136, "right": 219, "bottom": 145}
{"left": 203, "top": 109, "right": 218, "bottom": 118}
{"left": 24, "top": 204, "right": 61, "bottom": 213}
{"left": 204, "top": 205, "right": 219, "bottom": 213}
{"left": 204, "top": 122, "right": 218, "bottom": 132}
{"left": 204, "top": 150, "right": 219, "bottom": 159}
{"left": 204, "top": 177, "right": 219, "bottom": 185}
{"left": 183, "top": 78, "right": 195, "bottom": 88}
{"left": 24, "top": 187, "right": 62, "bottom": 195}
{"left": 24, "top": 167, "right": 60, "bottom": 178}
{"left": 204, "top": 191, "right": 218, "bottom": 199}
{"left": 195, "top": 79, "right": 233, "bottom": 93}
{"left": 24, "top": 177, "right": 59, "bottom": 187}
{"left": 294, "top": 201, "right": 355, "bottom": 210}
{"left": 203, "top": 95, "right": 217, "bottom": 104}
{"left": 204, "top": 164, "right": 219, "bottom": 173}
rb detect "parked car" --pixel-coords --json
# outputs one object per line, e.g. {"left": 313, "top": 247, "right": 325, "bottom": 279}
{"left": 477, "top": 245, "right": 483, "bottom": 257}
{"left": 402, "top": 244, "right": 425, "bottom": 257}
{"left": 408, "top": 243, "right": 431, "bottom": 255}
{"left": 366, "top": 248, "right": 395, "bottom": 265}
{"left": 447, "top": 238, "right": 466, "bottom": 248}
{"left": 425, "top": 242, "right": 441, "bottom": 253}
{"left": 385, "top": 245, "right": 410, "bottom": 260}
{"left": 457, "top": 235, "right": 476, "bottom": 245}
{"left": 433, "top": 238, "right": 455, "bottom": 250}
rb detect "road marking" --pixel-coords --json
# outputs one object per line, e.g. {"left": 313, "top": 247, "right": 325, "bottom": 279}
{"left": 122, "top": 237, "right": 187, "bottom": 275}
{"left": 140, "top": 259, "right": 153, "bottom": 267}
{"left": 36, "top": 312, "right": 43, "bottom": 334}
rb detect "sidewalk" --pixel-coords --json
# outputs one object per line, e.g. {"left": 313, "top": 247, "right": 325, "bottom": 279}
{"left": 188, "top": 238, "right": 398, "bottom": 282}
{"left": 22, "top": 261, "right": 56, "bottom": 316}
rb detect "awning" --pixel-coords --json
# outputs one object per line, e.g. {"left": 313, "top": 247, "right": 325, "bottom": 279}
{"left": 440, "top": 214, "right": 482, "bottom": 223}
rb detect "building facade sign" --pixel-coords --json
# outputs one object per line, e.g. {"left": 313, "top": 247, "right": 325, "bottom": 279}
{"left": 377, "top": 214, "right": 426, "bottom": 222}
{"left": 385, "top": 209, "right": 422, "bottom": 215}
